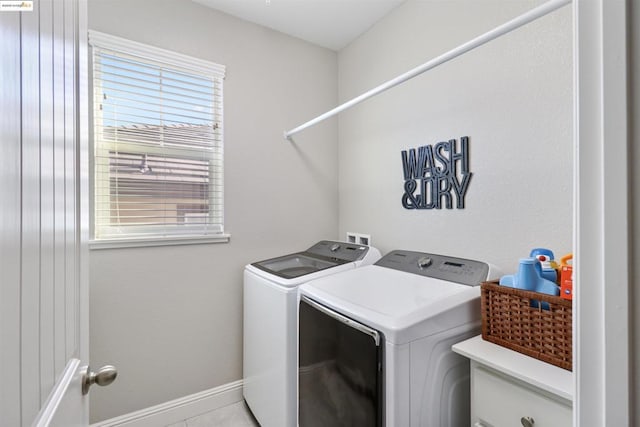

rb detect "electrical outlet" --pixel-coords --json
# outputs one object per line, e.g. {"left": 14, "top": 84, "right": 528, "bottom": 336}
{"left": 346, "top": 232, "right": 371, "bottom": 246}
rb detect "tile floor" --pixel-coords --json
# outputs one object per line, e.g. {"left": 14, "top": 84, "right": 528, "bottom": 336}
{"left": 166, "top": 401, "right": 259, "bottom": 427}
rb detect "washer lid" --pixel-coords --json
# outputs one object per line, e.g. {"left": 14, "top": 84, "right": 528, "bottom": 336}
{"left": 250, "top": 240, "right": 375, "bottom": 280}
{"left": 252, "top": 253, "right": 344, "bottom": 279}
{"left": 299, "top": 265, "right": 483, "bottom": 344}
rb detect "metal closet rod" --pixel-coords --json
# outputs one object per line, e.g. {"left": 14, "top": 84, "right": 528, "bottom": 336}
{"left": 283, "top": 0, "right": 571, "bottom": 141}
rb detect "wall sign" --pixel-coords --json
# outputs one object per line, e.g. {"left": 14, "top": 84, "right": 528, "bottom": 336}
{"left": 401, "top": 136, "right": 472, "bottom": 209}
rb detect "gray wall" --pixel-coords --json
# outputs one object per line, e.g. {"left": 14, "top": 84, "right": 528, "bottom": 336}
{"left": 89, "top": 0, "right": 575, "bottom": 422}
{"left": 337, "top": 0, "right": 573, "bottom": 271}
{"left": 88, "top": 0, "right": 338, "bottom": 421}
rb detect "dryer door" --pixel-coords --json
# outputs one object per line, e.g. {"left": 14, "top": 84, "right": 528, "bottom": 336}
{"left": 298, "top": 297, "right": 383, "bottom": 427}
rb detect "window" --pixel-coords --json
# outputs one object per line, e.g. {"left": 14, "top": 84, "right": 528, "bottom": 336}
{"left": 88, "top": 31, "right": 227, "bottom": 246}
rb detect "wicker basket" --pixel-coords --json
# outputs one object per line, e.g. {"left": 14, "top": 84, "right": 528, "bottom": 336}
{"left": 481, "top": 280, "right": 572, "bottom": 371}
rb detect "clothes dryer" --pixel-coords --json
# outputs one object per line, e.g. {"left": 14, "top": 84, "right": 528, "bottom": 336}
{"left": 298, "top": 250, "right": 501, "bottom": 427}
{"left": 243, "top": 240, "right": 380, "bottom": 427}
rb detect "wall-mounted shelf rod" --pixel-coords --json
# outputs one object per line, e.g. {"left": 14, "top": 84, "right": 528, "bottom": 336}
{"left": 284, "top": 0, "right": 571, "bottom": 141}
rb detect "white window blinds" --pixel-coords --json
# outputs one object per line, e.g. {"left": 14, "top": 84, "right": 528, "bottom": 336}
{"left": 89, "top": 31, "right": 225, "bottom": 242}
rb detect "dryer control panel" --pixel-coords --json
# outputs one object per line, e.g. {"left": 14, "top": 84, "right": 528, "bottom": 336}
{"left": 375, "top": 250, "right": 489, "bottom": 286}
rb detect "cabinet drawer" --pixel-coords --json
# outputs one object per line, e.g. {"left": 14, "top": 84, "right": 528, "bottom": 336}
{"left": 472, "top": 366, "right": 571, "bottom": 427}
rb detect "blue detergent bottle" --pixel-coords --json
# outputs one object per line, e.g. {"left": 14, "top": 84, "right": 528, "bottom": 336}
{"left": 529, "top": 248, "right": 559, "bottom": 283}
{"left": 499, "top": 258, "right": 537, "bottom": 290}
{"left": 500, "top": 258, "right": 560, "bottom": 307}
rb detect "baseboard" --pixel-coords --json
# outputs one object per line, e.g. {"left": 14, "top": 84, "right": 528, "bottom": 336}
{"left": 90, "top": 379, "right": 244, "bottom": 427}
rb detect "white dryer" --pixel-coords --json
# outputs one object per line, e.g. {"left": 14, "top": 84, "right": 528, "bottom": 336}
{"left": 298, "top": 250, "right": 501, "bottom": 427}
{"left": 243, "top": 240, "right": 381, "bottom": 427}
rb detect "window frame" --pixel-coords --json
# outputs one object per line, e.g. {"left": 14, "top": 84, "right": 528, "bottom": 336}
{"left": 88, "top": 31, "right": 229, "bottom": 249}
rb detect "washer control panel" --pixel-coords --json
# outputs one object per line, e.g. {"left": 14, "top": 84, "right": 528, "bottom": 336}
{"left": 306, "top": 240, "right": 370, "bottom": 262}
{"left": 375, "top": 250, "right": 489, "bottom": 286}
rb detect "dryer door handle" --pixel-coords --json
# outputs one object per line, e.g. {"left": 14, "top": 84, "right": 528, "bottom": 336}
{"left": 301, "top": 296, "right": 381, "bottom": 346}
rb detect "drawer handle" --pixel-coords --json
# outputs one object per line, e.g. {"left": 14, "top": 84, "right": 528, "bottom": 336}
{"left": 521, "top": 416, "right": 535, "bottom": 427}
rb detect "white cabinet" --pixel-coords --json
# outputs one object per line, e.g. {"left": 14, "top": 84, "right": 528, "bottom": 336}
{"left": 472, "top": 363, "right": 571, "bottom": 427}
{"left": 453, "top": 336, "right": 573, "bottom": 427}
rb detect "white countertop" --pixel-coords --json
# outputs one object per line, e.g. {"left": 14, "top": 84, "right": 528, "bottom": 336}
{"left": 452, "top": 335, "right": 574, "bottom": 402}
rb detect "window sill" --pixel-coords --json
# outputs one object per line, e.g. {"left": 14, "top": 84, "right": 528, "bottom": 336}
{"left": 89, "top": 234, "right": 231, "bottom": 250}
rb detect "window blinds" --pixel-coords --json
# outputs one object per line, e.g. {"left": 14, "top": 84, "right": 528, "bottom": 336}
{"left": 89, "top": 31, "right": 225, "bottom": 240}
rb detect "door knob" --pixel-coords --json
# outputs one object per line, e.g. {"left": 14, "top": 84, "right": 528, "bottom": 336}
{"left": 82, "top": 365, "right": 117, "bottom": 395}
{"left": 521, "top": 416, "right": 535, "bottom": 427}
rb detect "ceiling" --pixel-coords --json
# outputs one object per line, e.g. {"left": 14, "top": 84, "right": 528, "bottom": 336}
{"left": 192, "top": 0, "right": 406, "bottom": 51}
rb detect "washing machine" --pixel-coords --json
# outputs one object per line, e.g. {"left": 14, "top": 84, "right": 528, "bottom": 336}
{"left": 243, "top": 240, "right": 381, "bottom": 427}
{"left": 297, "top": 250, "right": 501, "bottom": 427}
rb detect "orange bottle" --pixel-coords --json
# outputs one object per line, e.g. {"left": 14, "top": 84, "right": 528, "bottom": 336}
{"left": 559, "top": 254, "right": 573, "bottom": 300}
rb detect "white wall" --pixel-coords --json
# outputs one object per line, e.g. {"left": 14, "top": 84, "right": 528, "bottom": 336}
{"left": 337, "top": 0, "right": 573, "bottom": 272}
{"left": 88, "top": 0, "right": 338, "bottom": 421}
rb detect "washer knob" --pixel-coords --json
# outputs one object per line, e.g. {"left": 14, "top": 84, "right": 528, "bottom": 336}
{"left": 330, "top": 243, "right": 341, "bottom": 252}
{"left": 417, "top": 257, "right": 432, "bottom": 269}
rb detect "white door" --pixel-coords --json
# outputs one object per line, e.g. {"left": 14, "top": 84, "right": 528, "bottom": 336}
{"left": 0, "top": 1, "right": 102, "bottom": 426}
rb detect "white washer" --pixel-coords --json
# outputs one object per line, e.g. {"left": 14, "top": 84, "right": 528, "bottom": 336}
{"left": 298, "top": 250, "right": 501, "bottom": 427}
{"left": 243, "top": 240, "right": 381, "bottom": 427}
